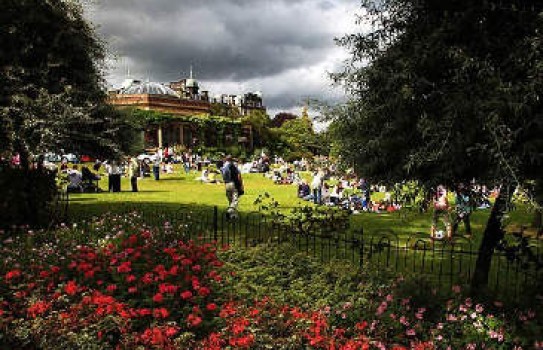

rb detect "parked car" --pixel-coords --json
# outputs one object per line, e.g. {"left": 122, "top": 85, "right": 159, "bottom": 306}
{"left": 43, "top": 152, "right": 79, "bottom": 163}
{"left": 61, "top": 153, "right": 79, "bottom": 163}
{"left": 43, "top": 152, "right": 61, "bottom": 162}
{"left": 137, "top": 152, "right": 160, "bottom": 164}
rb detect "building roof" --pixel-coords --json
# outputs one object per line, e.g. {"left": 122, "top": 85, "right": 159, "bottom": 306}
{"left": 120, "top": 81, "right": 179, "bottom": 97}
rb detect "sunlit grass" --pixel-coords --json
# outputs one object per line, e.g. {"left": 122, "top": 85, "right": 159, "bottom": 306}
{"left": 68, "top": 164, "right": 535, "bottom": 244}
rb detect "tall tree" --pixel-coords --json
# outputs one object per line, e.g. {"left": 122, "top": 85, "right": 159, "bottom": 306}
{"left": 332, "top": 0, "right": 543, "bottom": 290}
{"left": 242, "top": 110, "right": 273, "bottom": 149}
{"left": 1, "top": 0, "right": 125, "bottom": 165}
{"left": 272, "top": 112, "right": 298, "bottom": 128}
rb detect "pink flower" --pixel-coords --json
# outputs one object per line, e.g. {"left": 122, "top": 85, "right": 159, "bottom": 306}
{"left": 475, "top": 304, "right": 484, "bottom": 313}
{"left": 375, "top": 301, "right": 387, "bottom": 316}
{"left": 406, "top": 329, "right": 416, "bottom": 336}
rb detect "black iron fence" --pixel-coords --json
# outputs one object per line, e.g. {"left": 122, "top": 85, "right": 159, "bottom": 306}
{"left": 67, "top": 203, "right": 543, "bottom": 301}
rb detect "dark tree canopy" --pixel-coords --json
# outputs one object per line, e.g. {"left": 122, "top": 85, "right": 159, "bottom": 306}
{"left": 332, "top": 0, "right": 543, "bottom": 188}
{"left": 1, "top": 0, "right": 127, "bottom": 164}
{"left": 332, "top": 0, "right": 543, "bottom": 290}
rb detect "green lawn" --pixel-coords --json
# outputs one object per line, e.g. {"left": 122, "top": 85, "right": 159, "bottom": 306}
{"left": 69, "top": 165, "right": 535, "bottom": 241}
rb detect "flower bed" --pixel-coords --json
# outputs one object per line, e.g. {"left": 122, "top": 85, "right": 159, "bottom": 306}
{"left": 0, "top": 213, "right": 541, "bottom": 349}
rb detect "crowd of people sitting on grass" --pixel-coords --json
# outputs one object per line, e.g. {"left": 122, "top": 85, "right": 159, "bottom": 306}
{"left": 296, "top": 171, "right": 401, "bottom": 214}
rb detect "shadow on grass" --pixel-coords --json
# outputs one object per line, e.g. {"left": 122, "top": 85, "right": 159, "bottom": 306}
{"left": 67, "top": 200, "right": 225, "bottom": 223}
{"left": 156, "top": 177, "right": 194, "bottom": 181}
{"left": 67, "top": 197, "right": 95, "bottom": 202}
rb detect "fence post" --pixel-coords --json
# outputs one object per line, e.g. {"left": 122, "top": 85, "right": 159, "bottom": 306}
{"left": 213, "top": 206, "right": 218, "bottom": 242}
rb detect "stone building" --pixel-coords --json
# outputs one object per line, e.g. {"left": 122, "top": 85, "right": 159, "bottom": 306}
{"left": 108, "top": 73, "right": 265, "bottom": 150}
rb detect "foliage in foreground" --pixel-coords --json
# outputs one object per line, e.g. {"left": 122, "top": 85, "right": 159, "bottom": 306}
{"left": 0, "top": 212, "right": 541, "bottom": 349}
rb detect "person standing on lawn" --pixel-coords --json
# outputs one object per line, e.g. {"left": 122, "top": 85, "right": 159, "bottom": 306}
{"left": 221, "top": 155, "right": 244, "bottom": 219}
{"left": 153, "top": 148, "right": 162, "bottom": 181}
{"left": 127, "top": 156, "right": 139, "bottom": 192}
{"left": 430, "top": 185, "right": 452, "bottom": 241}
{"left": 310, "top": 169, "right": 323, "bottom": 205}
{"left": 453, "top": 183, "right": 473, "bottom": 238}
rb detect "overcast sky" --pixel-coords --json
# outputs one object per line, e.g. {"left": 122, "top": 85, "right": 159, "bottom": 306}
{"left": 85, "top": 0, "right": 362, "bottom": 118}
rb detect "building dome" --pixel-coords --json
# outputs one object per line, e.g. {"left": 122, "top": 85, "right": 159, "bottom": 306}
{"left": 120, "top": 81, "right": 179, "bottom": 97}
{"left": 186, "top": 78, "right": 199, "bottom": 88}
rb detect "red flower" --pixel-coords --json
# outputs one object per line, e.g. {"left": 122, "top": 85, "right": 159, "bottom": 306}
{"left": 169, "top": 265, "right": 180, "bottom": 275}
{"left": 64, "top": 280, "right": 78, "bottom": 296}
{"left": 158, "top": 283, "right": 177, "bottom": 295}
{"left": 141, "top": 327, "right": 164, "bottom": 346}
{"left": 138, "top": 308, "right": 152, "bottom": 317}
{"left": 126, "top": 274, "right": 137, "bottom": 283}
{"left": 153, "top": 293, "right": 164, "bottom": 303}
{"left": 141, "top": 272, "right": 154, "bottom": 284}
{"left": 187, "top": 313, "right": 202, "bottom": 327}
{"left": 153, "top": 308, "right": 169, "bottom": 319}
{"left": 355, "top": 321, "right": 368, "bottom": 331}
{"left": 117, "top": 261, "right": 132, "bottom": 273}
{"left": 181, "top": 290, "right": 193, "bottom": 300}
{"left": 5, "top": 269, "right": 21, "bottom": 281}
{"left": 27, "top": 300, "right": 51, "bottom": 318}
{"left": 198, "top": 286, "right": 211, "bottom": 297}
{"left": 164, "top": 326, "right": 178, "bottom": 337}
{"left": 206, "top": 303, "right": 217, "bottom": 311}
{"left": 106, "top": 284, "right": 117, "bottom": 293}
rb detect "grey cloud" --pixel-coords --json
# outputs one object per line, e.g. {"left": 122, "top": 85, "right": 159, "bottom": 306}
{"left": 87, "top": 0, "right": 360, "bottom": 111}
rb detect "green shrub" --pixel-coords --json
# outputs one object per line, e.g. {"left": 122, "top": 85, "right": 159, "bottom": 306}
{"left": 218, "top": 244, "right": 380, "bottom": 320}
{"left": 0, "top": 167, "right": 59, "bottom": 230}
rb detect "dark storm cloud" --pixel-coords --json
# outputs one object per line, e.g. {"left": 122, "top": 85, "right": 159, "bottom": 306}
{"left": 86, "top": 0, "right": 361, "bottom": 112}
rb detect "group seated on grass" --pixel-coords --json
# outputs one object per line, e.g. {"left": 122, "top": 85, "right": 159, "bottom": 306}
{"left": 297, "top": 178, "right": 402, "bottom": 214}
{"left": 196, "top": 166, "right": 222, "bottom": 184}
{"left": 66, "top": 165, "right": 101, "bottom": 193}
{"left": 268, "top": 167, "right": 302, "bottom": 185}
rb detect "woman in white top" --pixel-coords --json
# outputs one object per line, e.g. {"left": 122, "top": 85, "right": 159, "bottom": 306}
{"left": 310, "top": 170, "right": 323, "bottom": 204}
{"left": 108, "top": 160, "right": 121, "bottom": 192}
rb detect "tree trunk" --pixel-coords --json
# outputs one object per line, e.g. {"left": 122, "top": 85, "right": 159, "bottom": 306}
{"left": 533, "top": 178, "right": 543, "bottom": 235}
{"left": 471, "top": 182, "right": 514, "bottom": 292}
